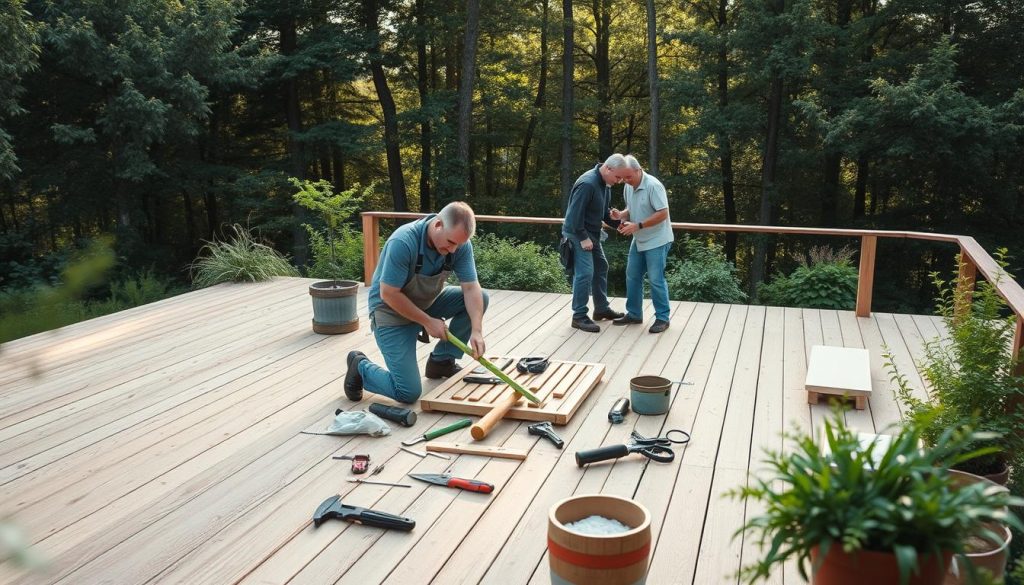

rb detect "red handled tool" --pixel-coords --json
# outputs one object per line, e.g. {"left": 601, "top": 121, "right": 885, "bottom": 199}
{"left": 408, "top": 473, "right": 494, "bottom": 493}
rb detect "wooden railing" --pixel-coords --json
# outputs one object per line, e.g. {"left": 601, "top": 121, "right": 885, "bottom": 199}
{"left": 360, "top": 211, "right": 1024, "bottom": 363}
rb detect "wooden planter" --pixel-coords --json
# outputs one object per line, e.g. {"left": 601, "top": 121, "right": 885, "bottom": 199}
{"left": 308, "top": 280, "right": 359, "bottom": 334}
{"left": 547, "top": 494, "right": 651, "bottom": 585}
{"left": 810, "top": 546, "right": 950, "bottom": 585}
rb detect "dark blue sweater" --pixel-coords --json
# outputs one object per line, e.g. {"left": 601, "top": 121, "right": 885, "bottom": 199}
{"left": 562, "top": 164, "right": 619, "bottom": 241}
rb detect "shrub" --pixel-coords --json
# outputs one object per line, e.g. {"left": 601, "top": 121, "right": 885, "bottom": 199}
{"left": 759, "top": 247, "right": 858, "bottom": 309}
{"left": 304, "top": 226, "right": 364, "bottom": 281}
{"left": 471, "top": 233, "right": 570, "bottom": 293}
{"left": 189, "top": 224, "right": 298, "bottom": 288}
{"left": 291, "top": 178, "right": 366, "bottom": 282}
{"left": 664, "top": 236, "right": 746, "bottom": 303}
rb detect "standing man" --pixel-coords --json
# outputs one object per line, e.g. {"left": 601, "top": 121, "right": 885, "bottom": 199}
{"left": 344, "top": 202, "right": 488, "bottom": 404}
{"left": 562, "top": 153, "right": 629, "bottom": 332}
{"left": 610, "top": 155, "right": 674, "bottom": 333}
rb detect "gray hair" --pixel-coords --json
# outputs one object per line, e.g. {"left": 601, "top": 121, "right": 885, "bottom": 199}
{"left": 603, "top": 153, "right": 628, "bottom": 170}
{"left": 438, "top": 201, "right": 476, "bottom": 238}
{"left": 623, "top": 154, "right": 643, "bottom": 171}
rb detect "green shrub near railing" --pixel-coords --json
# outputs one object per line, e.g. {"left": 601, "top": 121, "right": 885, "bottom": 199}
{"left": 665, "top": 236, "right": 747, "bottom": 304}
{"left": 759, "top": 245, "right": 859, "bottom": 309}
{"left": 470, "top": 233, "right": 570, "bottom": 293}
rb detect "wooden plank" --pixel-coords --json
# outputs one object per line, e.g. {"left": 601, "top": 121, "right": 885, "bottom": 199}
{"left": 834, "top": 310, "right": 876, "bottom": 433}
{"left": 425, "top": 442, "right": 528, "bottom": 460}
{"left": 856, "top": 315, "right": 906, "bottom": 431}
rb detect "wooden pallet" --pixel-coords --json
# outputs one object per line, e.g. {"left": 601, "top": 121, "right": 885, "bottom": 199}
{"left": 420, "top": 356, "right": 605, "bottom": 425}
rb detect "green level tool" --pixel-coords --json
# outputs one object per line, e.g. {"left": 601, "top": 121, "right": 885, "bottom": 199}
{"left": 401, "top": 418, "right": 471, "bottom": 446}
{"left": 445, "top": 332, "right": 540, "bottom": 404}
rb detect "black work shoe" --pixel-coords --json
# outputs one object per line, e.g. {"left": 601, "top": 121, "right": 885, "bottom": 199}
{"left": 593, "top": 308, "right": 625, "bottom": 321}
{"left": 571, "top": 316, "right": 601, "bottom": 333}
{"left": 425, "top": 357, "right": 463, "bottom": 379}
{"left": 344, "top": 351, "right": 367, "bottom": 400}
{"left": 612, "top": 315, "right": 644, "bottom": 326}
{"left": 649, "top": 319, "right": 670, "bottom": 334}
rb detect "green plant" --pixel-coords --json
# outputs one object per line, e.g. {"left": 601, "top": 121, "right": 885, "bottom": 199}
{"left": 189, "top": 224, "right": 299, "bottom": 288}
{"left": 888, "top": 251, "right": 1024, "bottom": 477}
{"left": 730, "top": 411, "right": 1023, "bottom": 584}
{"left": 758, "top": 246, "right": 858, "bottom": 309}
{"left": 664, "top": 236, "right": 746, "bottom": 303}
{"left": 291, "top": 178, "right": 365, "bottom": 281}
{"left": 471, "top": 233, "right": 570, "bottom": 293}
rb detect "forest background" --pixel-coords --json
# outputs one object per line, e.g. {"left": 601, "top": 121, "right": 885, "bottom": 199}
{"left": 2, "top": 0, "right": 1023, "bottom": 334}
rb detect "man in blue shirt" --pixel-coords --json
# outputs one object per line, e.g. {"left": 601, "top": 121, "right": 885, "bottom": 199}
{"left": 344, "top": 202, "right": 488, "bottom": 403}
{"left": 610, "top": 155, "right": 674, "bottom": 333}
{"left": 562, "top": 154, "right": 630, "bottom": 332}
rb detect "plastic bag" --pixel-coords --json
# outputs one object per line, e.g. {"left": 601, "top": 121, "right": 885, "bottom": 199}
{"left": 303, "top": 410, "right": 392, "bottom": 437}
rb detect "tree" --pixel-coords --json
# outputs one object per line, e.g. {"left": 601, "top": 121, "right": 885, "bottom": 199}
{"left": 560, "top": 0, "right": 574, "bottom": 206}
{"left": 0, "top": 0, "right": 39, "bottom": 182}
{"left": 455, "top": 0, "right": 482, "bottom": 193}
{"left": 645, "top": 0, "right": 659, "bottom": 175}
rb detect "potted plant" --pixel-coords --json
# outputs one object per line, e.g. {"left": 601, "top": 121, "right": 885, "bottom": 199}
{"left": 888, "top": 251, "right": 1024, "bottom": 485}
{"left": 730, "top": 411, "right": 1022, "bottom": 585}
{"left": 291, "top": 178, "right": 365, "bottom": 334}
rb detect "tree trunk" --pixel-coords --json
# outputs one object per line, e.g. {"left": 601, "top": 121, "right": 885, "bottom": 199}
{"left": 854, "top": 154, "right": 868, "bottom": 218}
{"left": 456, "top": 0, "right": 482, "bottom": 193}
{"left": 645, "top": 0, "right": 659, "bottom": 175}
{"left": 819, "top": 0, "right": 851, "bottom": 227}
{"left": 751, "top": 68, "right": 784, "bottom": 297}
{"left": 417, "top": 0, "right": 432, "bottom": 212}
{"left": 183, "top": 190, "right": 196, "bottom": 248}
{"left": 592, "top": 0, "right": 612, "bottom": 160}
{"left": 331, "top": 145, "right": 346, "bottom": 192}
{"left": 516, "top": 0, "right": 549, "bottom": 195}
{"left": 204, "top": 192, "right": 219, "bottom": 239}
{"left": 280, "top": 16, "right": 308, "bottom": 264}
{"left": 560, "top": 0, "right": 575, "bottom": 208}
{"left": 821, "top": 153, "right": 841, "bottom": 226}
{"left": 716, "top": 0, "right": 736, "bottom": 262}
{"left": 363, "top": 0, "right": 408, "bottom": 211}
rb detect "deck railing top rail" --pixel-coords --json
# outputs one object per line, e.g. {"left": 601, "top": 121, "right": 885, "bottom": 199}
{"left": 360, "top": 211, "right": 1024, "bottom": 358}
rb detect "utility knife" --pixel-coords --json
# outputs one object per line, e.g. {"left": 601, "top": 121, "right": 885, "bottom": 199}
{"left": 408, "top": 473, "right": 495, "bottom": 493}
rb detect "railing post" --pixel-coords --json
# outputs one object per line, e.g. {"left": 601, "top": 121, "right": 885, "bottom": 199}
{"left": 362, "top": 214, "right": 380, "bottom": 286}
{"left": 855, "top": 235, "right": 877, "bottom": 317}
{"left": 954, "top": 249, "right": 977, "bottom": 323}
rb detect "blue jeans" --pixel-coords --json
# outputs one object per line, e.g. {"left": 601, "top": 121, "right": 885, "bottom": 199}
{"left": 360, "top": 287, "right": 490, "bottom": 403}
{"left": 569, "top": 236, "right": 611, "bottom": 319}
{"left": 625, "top": 241, "right": 671, "bottom": 322}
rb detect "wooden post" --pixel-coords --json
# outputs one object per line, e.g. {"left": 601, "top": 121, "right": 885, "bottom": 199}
{"left": 855, "top": 235, "right": 877, "bottom": 317}
{"left": 954, "top": 250, "right": 977, "bottom": 323}
{"left": 362, "top": 214, "right": 380, "bottom": 286}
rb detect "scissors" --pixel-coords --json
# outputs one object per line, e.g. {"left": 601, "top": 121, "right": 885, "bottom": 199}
{"left": 575, "top": 429, "right": 690, "bottom": 466}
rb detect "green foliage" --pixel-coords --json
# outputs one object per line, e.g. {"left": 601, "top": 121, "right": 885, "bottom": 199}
{"left": 664, "top": 236, "right": 746, "bottom": 304}
{"left": 470, "top": 233, "right": 570, "bottom": 293}
{"left": 189, "top": 224, "right": 298, "bottom": 288}
{"left": 730, "top": 410, "right": 1024, "bottom": 584}
{"left": 759, "top": 248, "right": 858, "bottom": 309}
{"left": 887, "top": 251, "right": 1024, "bottom": 477}
{"left": 291, "top": 178, "right": 365, "bottom": 281}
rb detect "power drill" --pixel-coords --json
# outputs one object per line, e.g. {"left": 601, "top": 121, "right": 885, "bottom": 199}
{"left": 527, "top": 421, "right": 564, "bottom": 449}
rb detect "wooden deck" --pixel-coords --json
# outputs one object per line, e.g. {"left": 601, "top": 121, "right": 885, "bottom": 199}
{"left": 0, "top": 278, "right": 941, "bottom": 585}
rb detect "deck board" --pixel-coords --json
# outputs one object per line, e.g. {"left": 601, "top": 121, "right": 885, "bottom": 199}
{"left": 0, "top": 278, "right": 941, "bottom": 585}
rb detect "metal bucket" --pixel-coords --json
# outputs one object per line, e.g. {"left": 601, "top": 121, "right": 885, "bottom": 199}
{"left": 629, "top": 376, "right": 686, "bottom": 415}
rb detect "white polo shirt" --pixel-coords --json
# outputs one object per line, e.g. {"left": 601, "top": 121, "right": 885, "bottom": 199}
{"left": 624, "top": 172, "right": 674, "bottom": 252}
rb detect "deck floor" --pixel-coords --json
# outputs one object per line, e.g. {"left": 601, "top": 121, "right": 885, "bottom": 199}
{"left": 0, "top": 278, "right": 941, "bottom": 584}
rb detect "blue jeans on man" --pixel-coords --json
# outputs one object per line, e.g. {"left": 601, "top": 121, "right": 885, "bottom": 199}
{"left": 625, "top": 241, "right": 672, "bottom": 322}
{"left": 570, "top": 236, "right": 612, "bottom": 319}
{"left": 359, "top": 286, "right": 490, "bottom": 403}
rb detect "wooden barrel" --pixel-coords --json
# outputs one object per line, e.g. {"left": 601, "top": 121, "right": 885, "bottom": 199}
{"left": 548, "top": 494, "right": 652, "bottom": 585}
{"left": 309, "top": 280, "right": 359, "bottom": 334}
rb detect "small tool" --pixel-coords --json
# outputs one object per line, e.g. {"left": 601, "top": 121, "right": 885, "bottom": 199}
{"left": 608, "top": 397, "right": 630, "bottom": 424}
{"left": 368, "top": 403, "right": 418, "bottom": 427}
{"left": 347, "top": 478, "right": 412, "bottom": 488}
{"left": 332, "top": 453, "right": 371, "bottom": 474}
{"left": 575, "top": 429, "right": 691, "bottom": 467}
{"left": 408, "top": 473, "right": 495, "bottom": 493}
{"left": 401, "top": 418, "right": 473, "bottom": 446}
{"left": 463, "top": 375, "right": 504, "bottom": 384}
{"left": 516, "top": 356, "right": 550, "bottom": 374}
{"left": 527, "top": 421, "right": 564, "bottom": 449}
{"left": 312, "top": 495, "right": 416, "bottom": 530}
{"left": 400, "top": 446, "right": 451, "bottom": 460}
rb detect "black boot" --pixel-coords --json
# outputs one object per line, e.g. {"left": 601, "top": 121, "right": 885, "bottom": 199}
{"left": 344, "top": 351, "right": 367, "bottom": 400}
{"left": 425, "top": 356, "right": 463, "bottom": 379}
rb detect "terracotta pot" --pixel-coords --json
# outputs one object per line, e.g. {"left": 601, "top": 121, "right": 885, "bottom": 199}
{"left": 810, "top": 546, "right": 950, "bottom": 585}
{"left": 943, "top": 523, "right": 1012, "bottom": 584}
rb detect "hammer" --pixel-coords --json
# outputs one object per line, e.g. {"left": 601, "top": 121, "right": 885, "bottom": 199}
{"left": 312, "top": 495, "right": 416, "bottom": 530}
